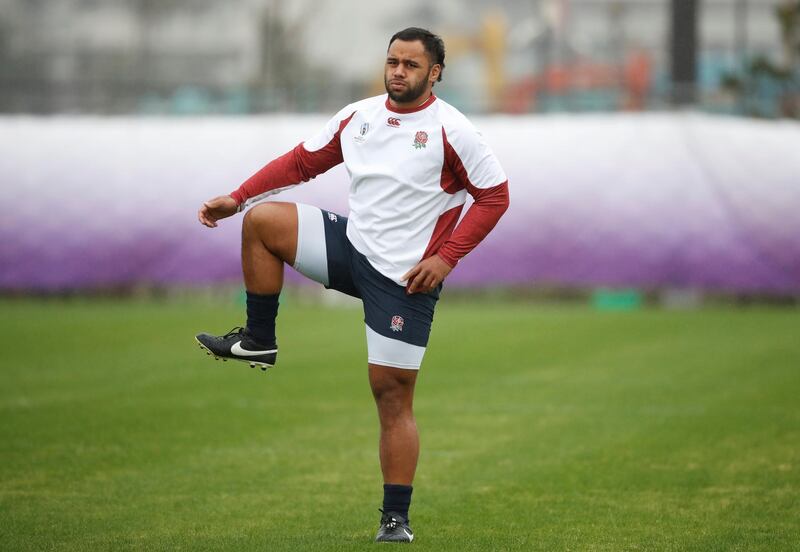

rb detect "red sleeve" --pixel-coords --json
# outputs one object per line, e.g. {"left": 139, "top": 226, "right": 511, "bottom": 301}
{"left": 229, "top": 113, "right": 354, "bottom": 205}
{"left": 436, "top": 182, "right": 510, "bottom": 268}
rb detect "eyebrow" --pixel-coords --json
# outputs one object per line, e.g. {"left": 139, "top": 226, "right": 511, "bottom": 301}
{"left": 386, "top": 56, "right": 422, "bottom": 66}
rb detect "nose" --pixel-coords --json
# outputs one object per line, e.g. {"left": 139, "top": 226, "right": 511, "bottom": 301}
{"left": 392, "top": 64, "right": 406, "bottom": 79}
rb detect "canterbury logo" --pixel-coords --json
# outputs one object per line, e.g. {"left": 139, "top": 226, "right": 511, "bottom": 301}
{"left": 387, "top": 117, "right": 401, "bottom": 127}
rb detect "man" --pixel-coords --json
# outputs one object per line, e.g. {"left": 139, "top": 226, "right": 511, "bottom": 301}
{"left": 196, "top": 27, "right": 509, "bottom": 543}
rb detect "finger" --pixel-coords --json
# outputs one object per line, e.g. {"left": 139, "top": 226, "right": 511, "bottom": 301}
{"left": 198, "top": 208, "right": 211, "bottom": 227}
{"left": 422, "top": 274, "right": 437, "bottom": 293}
{"left": 407, "top": 272, "right": 424, "bottom": 294}
{"left": 199, "top": 210, "right": 217, "bottom": 228}
{"left": 410, "top": 269, "right": 433, "bottom": 294}
{"left": 401, "top": 265, "right": 421, "bottom": 282}
{"left": 406, "top": 276, "right": 418, "bottom": 294}
{"left": 403, "top": 273, "right": 420, "bottom": 290}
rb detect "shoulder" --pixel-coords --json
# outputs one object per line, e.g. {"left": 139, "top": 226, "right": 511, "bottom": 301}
{"left": 434, "top": 98, "right": 485, "bottom": 151}
{"left": 435, "top": 99, "right": 476, "bottom": 130}
{"left": 435, "top": 98, "right": 482, "bottom": 142}
{"left": 334, "top": 95, "right": 387, "bottom": 121}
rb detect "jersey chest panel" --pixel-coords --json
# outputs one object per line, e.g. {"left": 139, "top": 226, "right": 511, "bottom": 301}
{"left": 341, "top": 113, "right": 444, "bottom": 193}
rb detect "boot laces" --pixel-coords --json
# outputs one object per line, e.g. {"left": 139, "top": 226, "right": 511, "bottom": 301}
{"left": 379, "top": 509, "right": 402, "bottom": 529}
{"left": 222, "top": 327, "right": 246, "bottom": 339}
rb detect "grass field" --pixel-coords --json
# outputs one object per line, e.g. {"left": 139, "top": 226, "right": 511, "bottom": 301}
{"left": 1, "top": 296, "right": 798, "bottom": 551}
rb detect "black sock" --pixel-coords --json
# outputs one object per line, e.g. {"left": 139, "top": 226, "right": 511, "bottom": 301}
{"left": 383, "top": 484, "right": 413, "bottom": 520}
{"left": 245, "top": 292, "right": 279, "bottom": 346}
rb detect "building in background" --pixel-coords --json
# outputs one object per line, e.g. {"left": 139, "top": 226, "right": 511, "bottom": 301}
{"left": 0, "top": 0, "right": 796, "bottom": 115}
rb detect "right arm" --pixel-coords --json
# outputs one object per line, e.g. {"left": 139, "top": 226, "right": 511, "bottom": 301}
{"left": 198, "top": 110, "right": 355, "bottom": 228}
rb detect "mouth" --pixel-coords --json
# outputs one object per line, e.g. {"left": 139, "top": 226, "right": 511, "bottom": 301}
{"left": 389, "top": 80, "right": 407, "bottom": 89}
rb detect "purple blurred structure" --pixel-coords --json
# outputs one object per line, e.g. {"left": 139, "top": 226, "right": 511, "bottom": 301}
{"left": 2, "top": 113, "right": 799, "bottom": 294}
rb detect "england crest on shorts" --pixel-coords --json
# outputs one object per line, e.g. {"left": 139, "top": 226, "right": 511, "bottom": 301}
{"left": 390, "top": 315, "right": 404, "bottom": 332}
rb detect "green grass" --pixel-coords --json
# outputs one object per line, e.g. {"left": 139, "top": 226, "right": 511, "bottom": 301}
{"left": 1, "top": 297, "right": 798, "bottom": 551}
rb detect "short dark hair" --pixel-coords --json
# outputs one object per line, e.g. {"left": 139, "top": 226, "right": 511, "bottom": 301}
{"left": 388, "top": 27, "right": 445, "bottom": 83}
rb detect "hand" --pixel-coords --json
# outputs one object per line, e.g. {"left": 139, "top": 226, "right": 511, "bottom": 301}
{"left": 198, "top": 195, "right": 240, "bottom": 228}
{"left": 402, "top": 254, "right": 453, "bottom": 294}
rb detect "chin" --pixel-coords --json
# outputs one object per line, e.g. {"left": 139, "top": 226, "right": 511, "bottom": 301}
{"left": 387, "top": 89, "right": 421, "bottom": 104}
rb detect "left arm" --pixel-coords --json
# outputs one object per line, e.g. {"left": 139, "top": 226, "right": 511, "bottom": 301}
{"left": 436, "top": 182, "right": 510, "bottom": 267}
{"left": 403, "top": 182, "right": 509, "bottom": 294}
{"left": 403, "top": 118, "right": 508, "bottom": 293}
{"left": 404, "top": 120, "right": 510, "bottom": 294}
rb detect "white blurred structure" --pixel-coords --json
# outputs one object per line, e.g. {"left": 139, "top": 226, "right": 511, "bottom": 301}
{"left": 2, "top": 113, "right": 799, "bottom": 293}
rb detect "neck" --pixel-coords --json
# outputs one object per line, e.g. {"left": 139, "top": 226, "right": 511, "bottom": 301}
{"left": 388, "top": 91, "right": 432, "bottom": 110}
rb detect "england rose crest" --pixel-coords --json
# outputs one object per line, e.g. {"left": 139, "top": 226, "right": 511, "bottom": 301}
{"left": 413, "top": 131, "right": 428, "bottom": 149}
{"left": 390, "top": 315, "right": 405, "bottom": 332}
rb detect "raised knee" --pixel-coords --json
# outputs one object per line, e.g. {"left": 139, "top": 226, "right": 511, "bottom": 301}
{"left": 243, "top": 202, "right": 280, "bottom": 230}
{"left": 243, "top": 202, "right": 296, "bottom": 241}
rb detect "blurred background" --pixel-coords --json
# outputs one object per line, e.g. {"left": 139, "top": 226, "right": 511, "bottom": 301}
{"left": 2, "top": 0, "right": 799, "bottom": 116}
{"left": 1, "top": 0, "right": 799, "bottom": 304}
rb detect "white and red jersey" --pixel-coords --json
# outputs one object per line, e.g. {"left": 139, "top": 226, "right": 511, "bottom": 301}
{"left": 231, "top": 94, "right": 509, "bottom": 285}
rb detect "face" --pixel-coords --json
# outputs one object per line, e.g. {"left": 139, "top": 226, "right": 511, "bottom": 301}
{"left": 384, "top": 39, "right": 441, "bottom": 106}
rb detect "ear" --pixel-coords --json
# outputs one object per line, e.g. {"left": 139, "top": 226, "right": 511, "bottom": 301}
{"left": 429, "top": 64, "right": 441, "bottom": 84}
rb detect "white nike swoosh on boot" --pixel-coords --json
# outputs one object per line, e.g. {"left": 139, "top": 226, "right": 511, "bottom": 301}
{"left": 231, "top": 341, "right": 277, "bottom": 357}
{"left": 402, "top": 529, "right": 413, "bottom": 541}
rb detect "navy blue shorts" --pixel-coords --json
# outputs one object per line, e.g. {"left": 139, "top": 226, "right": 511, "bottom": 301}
{"left": 293, "top": 203, "right": 440, "bottom": 369}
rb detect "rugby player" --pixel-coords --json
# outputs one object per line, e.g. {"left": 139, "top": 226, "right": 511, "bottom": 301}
{"left": 196, "top": 27, "right": 509, "bottom": 543}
